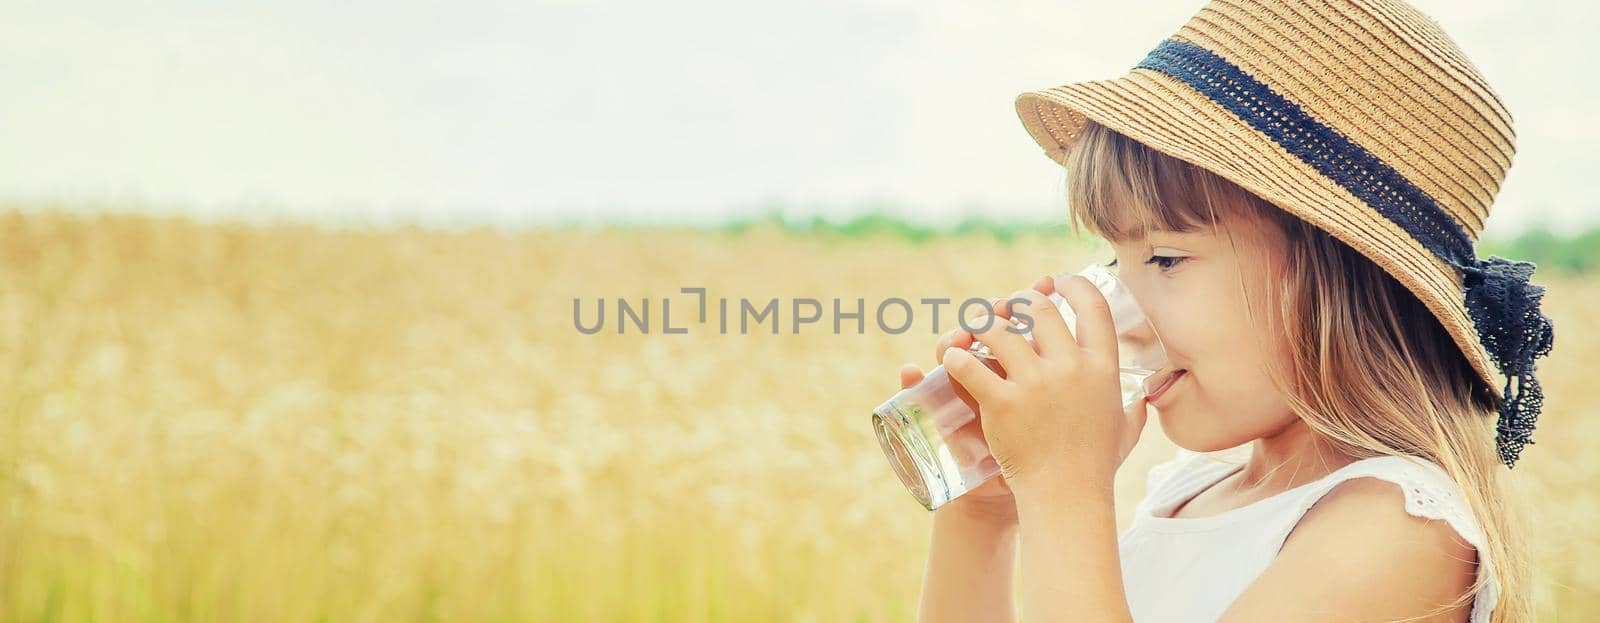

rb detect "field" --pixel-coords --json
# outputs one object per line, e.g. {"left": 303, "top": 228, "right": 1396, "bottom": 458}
{"left": 1, "top": 211, "right": 1595, "bottom": 621}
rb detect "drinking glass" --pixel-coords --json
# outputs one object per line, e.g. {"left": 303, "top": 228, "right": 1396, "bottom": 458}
{"left": 871, "top": 263, "right": 1171, "bottom": 510}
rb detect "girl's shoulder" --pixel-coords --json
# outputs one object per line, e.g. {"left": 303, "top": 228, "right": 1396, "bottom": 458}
{"left": 1281, "top": 455, "right": 1498, "bottom": 623}
{"left": 1138, "top": 447, "right": 1486, "bottom": 545}
{"left": 1294, "top": 455, "right": 1490, "bottom": 555}
{"left": 1137, "top": 449, "right": 1497, "bottom": 622}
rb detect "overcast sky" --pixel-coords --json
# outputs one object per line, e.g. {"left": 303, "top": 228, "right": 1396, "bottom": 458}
{"left": 3, "top": 0, "right": 1594, "bottom": 236}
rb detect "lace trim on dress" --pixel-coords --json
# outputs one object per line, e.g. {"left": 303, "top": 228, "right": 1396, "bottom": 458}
{"left": 1282, "top": 456, "right": 1500, "bottom": 623}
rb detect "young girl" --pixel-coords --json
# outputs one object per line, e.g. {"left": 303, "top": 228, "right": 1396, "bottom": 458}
{"left": 897, "top": 1, "right": 1555, "bottom": 621}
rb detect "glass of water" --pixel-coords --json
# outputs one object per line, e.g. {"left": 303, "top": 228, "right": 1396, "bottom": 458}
{"left": 871, "top": 262, "right": 1171, "bottom": 510}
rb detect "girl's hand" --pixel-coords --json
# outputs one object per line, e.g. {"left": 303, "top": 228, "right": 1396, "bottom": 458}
{"left": 1030, "top": 274, "right": 1150, "bottom": 468}
{"left": 942, "top": 274, "right": 1150, "bottom": 493}
{"left": 898, "top": 363, "right": 1017, "bottom": 525}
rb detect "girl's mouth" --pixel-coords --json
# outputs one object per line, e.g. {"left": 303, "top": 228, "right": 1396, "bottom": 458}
{"left": 1145, "top": 369, "right": 1188, "bottom": 406}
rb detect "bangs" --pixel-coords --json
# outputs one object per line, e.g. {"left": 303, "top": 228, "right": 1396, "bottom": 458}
{"left": 1064, "top": 120, "right": 1278, "bottom": 243}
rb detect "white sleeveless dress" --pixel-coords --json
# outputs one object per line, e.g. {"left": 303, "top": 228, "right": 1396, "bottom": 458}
{"left": 1118, "top": 447, "right": 1497, "bottom": 623}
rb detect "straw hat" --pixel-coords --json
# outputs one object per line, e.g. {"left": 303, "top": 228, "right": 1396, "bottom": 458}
{"left": 1013, "top": 0, "right": 1555, "bottom": 467}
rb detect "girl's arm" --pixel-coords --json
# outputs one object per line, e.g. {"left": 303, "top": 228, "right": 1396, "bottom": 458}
{"left": 902, "top": 360, "right": 1022, "bottom": 623}
{"left": 917, "top": 503, "right": 1019, "bottom": 623}
{"left": 935, "top": 280, "right": 1143, "bottom": 623}
{"left": 1012, "top": 467, "right": 1135, "bottom": 623}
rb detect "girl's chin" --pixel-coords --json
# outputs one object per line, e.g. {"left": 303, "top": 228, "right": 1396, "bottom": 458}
{"left": 1155, "top": 408, "right": 1246, "bottom": 454}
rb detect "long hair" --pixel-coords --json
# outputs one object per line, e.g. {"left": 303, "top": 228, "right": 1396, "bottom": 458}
{"left": 1063, "top": 119, "right": 1532, "bottom": 622}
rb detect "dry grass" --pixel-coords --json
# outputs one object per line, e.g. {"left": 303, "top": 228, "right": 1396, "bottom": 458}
{"left": 0, "top": 211, "right": 1594, "bottom": 621}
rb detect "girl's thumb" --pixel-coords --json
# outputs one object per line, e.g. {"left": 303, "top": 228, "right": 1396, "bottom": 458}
{"left": 1122, "top": 396, "right": 1150, "bottom": 455}
{"left": 1124, "top": 396, "right": 1150, "bottom": 428}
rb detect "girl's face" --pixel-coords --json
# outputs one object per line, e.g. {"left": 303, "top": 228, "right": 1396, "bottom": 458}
{"left": 1108, "top": 211, "right": 1298, "bottom": 451}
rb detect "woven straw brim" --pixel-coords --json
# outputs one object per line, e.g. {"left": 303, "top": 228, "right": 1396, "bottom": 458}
{"left": 1015, "top": 69, "right": 1504, "bottom": 399}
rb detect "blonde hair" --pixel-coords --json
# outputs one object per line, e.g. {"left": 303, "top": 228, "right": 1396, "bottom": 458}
{"left": 1063, "top": 119, "right": 1533, "bottom": 622}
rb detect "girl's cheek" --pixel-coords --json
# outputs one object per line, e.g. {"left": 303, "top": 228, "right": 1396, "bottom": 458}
{"left": 1138, "top": 274, "right": 1228, "bottom": 361}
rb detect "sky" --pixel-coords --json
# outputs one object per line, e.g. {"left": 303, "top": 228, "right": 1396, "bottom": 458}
{"left": 3, "top": 0, "right": 1595, "bottom": 236}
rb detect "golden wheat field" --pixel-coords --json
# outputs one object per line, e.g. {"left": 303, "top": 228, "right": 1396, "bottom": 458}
{"left": 0, "top": 210, "right": 1595, "bottom": 621}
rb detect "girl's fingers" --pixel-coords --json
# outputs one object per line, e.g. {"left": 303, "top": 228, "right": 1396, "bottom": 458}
{"left": 935, "top": 330, "right": 965, "bottom": 364}
{"left": 1030, "top": 273, "right": 1057, "bottom": 296}
{"left": 965, "top": 297, "right": 1035, "bottom": 372}
{"left": 943, "top": 347, "right": 1007, "bottom": 403}
{"left": 940, "top": 297, "right": 999, "bottom": 363}
{"left": 1006, "top": 288, "right": 1073, "bottom": 359}
{"left": 1054, "top": 274, "right": 1117, "bottom": 357}
{"left": 900, "top": 364, "right": 924, "bottom": 390}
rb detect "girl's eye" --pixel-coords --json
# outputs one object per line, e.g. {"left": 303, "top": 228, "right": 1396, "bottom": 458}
{"left": 1145, "top": 255, "right": 1188, "bottom": 271}
{"left": 1104, "top": 257, "right": 1118, "bottom": 268}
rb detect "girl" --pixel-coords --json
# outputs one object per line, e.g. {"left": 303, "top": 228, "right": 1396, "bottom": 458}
{"left": 897, "top": 1, "right": 1555, "bottom": 621}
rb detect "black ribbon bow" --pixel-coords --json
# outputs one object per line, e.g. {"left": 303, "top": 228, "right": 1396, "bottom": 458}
{"left": 1460, "top": 256, "right": 1557, "bottom": 468}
